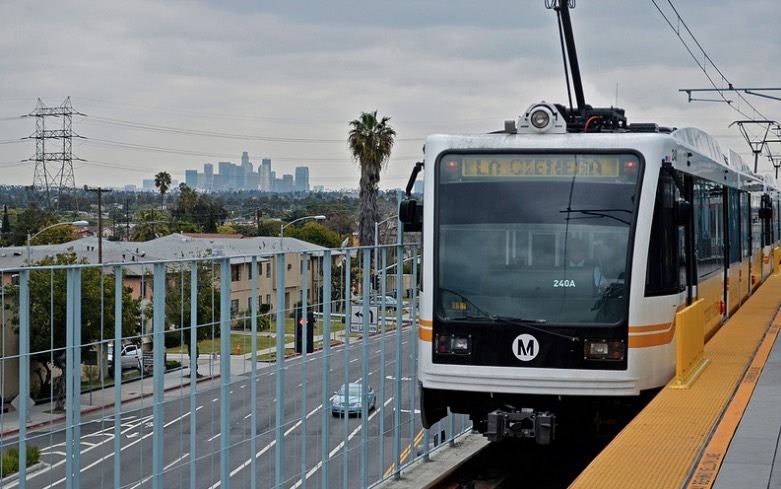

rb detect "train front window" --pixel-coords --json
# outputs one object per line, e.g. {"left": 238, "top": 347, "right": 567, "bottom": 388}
{"left": 436, "top": 153, "right": 641, "bottom": 325}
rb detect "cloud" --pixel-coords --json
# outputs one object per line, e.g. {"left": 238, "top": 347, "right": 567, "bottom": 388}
{"left": 0, "top": 0, "right": 777, "bottom": 190}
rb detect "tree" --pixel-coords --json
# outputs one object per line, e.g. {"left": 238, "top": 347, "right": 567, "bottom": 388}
{"left": 348, "top": 111, "right": 396, "bottom": 246}
{"left": 132, "top": 208, "right": 169, "bottom": 241}
{"left": 10, "top": 204, "right": 55, "bottom": 246}
{"left": 154, "top": 171, "right": 172, "bottom": 210}
{"left": 284, "top": 221, "right": 342, "bottom": 248}
{"left": 164, "top": 261, "right": 221, "bottom": 377}
{"left": 15, "top": 252, "right": 141, "bottom": 409}
{"left": 1, "top": 204, "right": 10, "bottom": 244}
{"left": 326, "top": 211, "right": 356, "bottom": 241}
{"left": 176, "top": 183, "right": 198, "bottom": 217}
{"left": 203, "top": 207, "right": 219, "bottom": 233}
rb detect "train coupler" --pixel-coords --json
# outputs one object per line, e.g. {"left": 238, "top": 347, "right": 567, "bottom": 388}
{"left": 485, "top": 408, "right": 556, "bottom": 444}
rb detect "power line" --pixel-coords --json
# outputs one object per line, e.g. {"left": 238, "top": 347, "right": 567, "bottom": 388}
{"left": 651, "top": 0, "right": 778, "bottom": 170}
{"left": 652, "top": 0, "right": 770, "bottom": 120}
{"left": 82, "top": 115, "right": 423, "bottom": 144}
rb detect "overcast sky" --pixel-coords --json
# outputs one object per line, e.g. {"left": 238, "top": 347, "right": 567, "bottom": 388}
{"left": 0, "top": 0, "right": 778, "bottom": 191}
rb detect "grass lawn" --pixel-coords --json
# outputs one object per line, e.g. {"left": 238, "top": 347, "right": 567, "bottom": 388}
{"left": 166, "top": 316, "right": 405, "bottom": 357}
{"left": 254, "top": 338, "right": 343, "bottom": 362}
{"left": 166, "top": 333, "right": 289, "bottom": 355}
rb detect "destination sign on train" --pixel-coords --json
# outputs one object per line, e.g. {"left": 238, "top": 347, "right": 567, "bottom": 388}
{"left": 459, "top": 155, "right": 620, "bottom": 178}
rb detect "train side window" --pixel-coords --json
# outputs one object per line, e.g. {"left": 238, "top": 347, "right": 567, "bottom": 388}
{"left": 742, "top": 192, "right": 752, "bottom": 258}
{"left": 751, "top": 194, "right": 762, "bottom": 253}
{"left": 728, "top": 188, "right": 741, "bottom": 264}
{"left": 693, "top": 178, "right": 724, "bottom": 279}
{"left": 762, "top": 194, "right": 774, "bottom": 246}
{"left": 646, "top": 173, "right": 681, "bottom": 296}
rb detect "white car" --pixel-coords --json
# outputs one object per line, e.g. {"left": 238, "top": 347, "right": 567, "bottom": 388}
{"left": 108, "top": 343, "right": 143, "bottom": 372}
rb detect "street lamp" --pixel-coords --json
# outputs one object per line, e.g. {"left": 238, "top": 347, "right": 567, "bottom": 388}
{"left": 27, "top": 220, "right": 89, "bottom": 265}
{"left": 374, "top": 215, "right": 398, "bottom": 291}
{"left": 279, "top": 215, "right": 326, "bottom": 250}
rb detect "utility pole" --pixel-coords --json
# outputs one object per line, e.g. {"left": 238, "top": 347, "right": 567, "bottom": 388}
{"left": 85, "top": 186, "right": 113, "bottom": 263}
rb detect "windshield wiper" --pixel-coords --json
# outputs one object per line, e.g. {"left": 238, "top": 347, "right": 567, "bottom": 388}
{"left": 560, "top": 207, "right": 631, "bottom": 225}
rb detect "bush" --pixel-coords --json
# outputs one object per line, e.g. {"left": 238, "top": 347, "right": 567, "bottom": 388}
{"left": 165, "top": 330, "right": 183, "bottom": 349}
{"left": 0, "top": 445, "right": 40, "bottom": 476}
{"left": 257, "top": 315, "right": 270, "bottom": 331}
{"left": 27, "top": 445, "right": 40, "bottom": 466}
{"left": 1, "top": 448, "right": 18, "bottom": 477}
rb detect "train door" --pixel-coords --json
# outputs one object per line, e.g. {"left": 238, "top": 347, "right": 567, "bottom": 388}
{"left": 739, "top": 191, "right": 751, "bottom": 304}
{"left": 724, "top": 188, "right": 737, "bottom": 318}
{"left": 760, "top": 194, "right": 774, "bottom": 280}
{"left": 692, "top": 177, "right": 726, "bottom": 338}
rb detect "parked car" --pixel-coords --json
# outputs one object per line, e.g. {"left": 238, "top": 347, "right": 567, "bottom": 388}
{"left": 108, "top": 342, "right": 143, "bottom": 373}
{"left": 331, "top": 383, "right": 376, "bottom": 417}
{"left": 357, "top": 295, "right": 409, "bottom": 312}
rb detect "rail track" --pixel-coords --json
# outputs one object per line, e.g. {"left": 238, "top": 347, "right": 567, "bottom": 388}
{"left": 427, "top": 431, "right": 613, "bottom": 489}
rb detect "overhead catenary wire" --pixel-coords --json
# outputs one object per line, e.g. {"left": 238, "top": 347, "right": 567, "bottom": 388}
{"left": 651, "top": 0, "right": 778, "bottom": 168}
{"left": 651, "top": 0, "right": 770, "bottom": 123}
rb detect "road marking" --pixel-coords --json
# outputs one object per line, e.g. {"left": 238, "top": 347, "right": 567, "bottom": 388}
{"left": 385, "top": 375, "right": 412, "bottom": 381}
{"left": 18, "top": 412, "right": 192, "bottom": 488}
{"left": 289, "top": 398, "right": 393, "bottom": 489}
{"left": 384, "top": 428, "right": 425, "bottom": 478}
{"left": 208, "top": 405, "right": 325, "bottom": 489}
{"left": 127, "top": 453, "right": 190, "bottom": 489}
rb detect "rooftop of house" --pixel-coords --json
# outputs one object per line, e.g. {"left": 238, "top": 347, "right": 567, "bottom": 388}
{"left": 0, "top": 233, "right": 337, "bottom": 271}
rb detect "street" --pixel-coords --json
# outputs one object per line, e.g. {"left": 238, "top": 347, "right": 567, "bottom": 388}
{"left": 2, "top": 325, "right": 440, "bottom": 489}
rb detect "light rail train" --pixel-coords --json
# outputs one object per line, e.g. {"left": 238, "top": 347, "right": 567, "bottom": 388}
{"left": 399, "top": 2, "right": 781, "bottom": 443}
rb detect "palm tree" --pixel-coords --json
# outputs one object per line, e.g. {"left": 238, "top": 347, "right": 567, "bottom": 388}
{"left": 348, "top": 111, "right": 396, "bottom": 246}
{"left": 154, "top": 171, "right": 172, "bottom": 209}
{"left": 132, "top": 209, "right": 169, "bottom": 241}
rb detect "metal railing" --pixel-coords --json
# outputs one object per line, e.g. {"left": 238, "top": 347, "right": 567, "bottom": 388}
{"left": 0, "top": 243, "right": 469, "bottom": 489}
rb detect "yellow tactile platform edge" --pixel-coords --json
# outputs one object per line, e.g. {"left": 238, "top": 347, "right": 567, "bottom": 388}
{"left": 570, "top": 274, "right": 781, "bottom": 489}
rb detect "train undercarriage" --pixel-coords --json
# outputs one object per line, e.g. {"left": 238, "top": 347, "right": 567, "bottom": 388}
{"left": 421, "top": 385, "right": 659, "bottom": 443}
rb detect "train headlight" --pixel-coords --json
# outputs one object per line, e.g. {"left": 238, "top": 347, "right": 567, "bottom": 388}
{"left": 452, "top": 335, "right": 471, "bottom": 354}
{"left": 584, "top": 339, "right": 625, "bottom": 361}
{"left": 518, "top": 103, "right": 566, "bottom": 134}
{"left": 435, "top": 333, "right": 472, "bottom": 355}
{"left": 530, "top": 107, "right": 552, "bottom": 130}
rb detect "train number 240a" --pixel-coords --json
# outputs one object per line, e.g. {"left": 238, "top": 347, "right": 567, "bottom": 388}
{"left": 553, "top": 279, "right": 577, "bottom": 288}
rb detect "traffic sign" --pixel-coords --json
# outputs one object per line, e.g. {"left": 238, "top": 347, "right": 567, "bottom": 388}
{"left": 350, "top": 304, "right": 378, "bottom": 334}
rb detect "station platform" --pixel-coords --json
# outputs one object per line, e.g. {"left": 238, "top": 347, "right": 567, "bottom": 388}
{"left": 571, "top": 272, "right": 781, "bottom": 489}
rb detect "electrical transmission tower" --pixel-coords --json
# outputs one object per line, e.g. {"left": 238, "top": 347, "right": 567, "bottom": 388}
{"left": 24, "top": 97, "right": 85, "bottom": 211}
